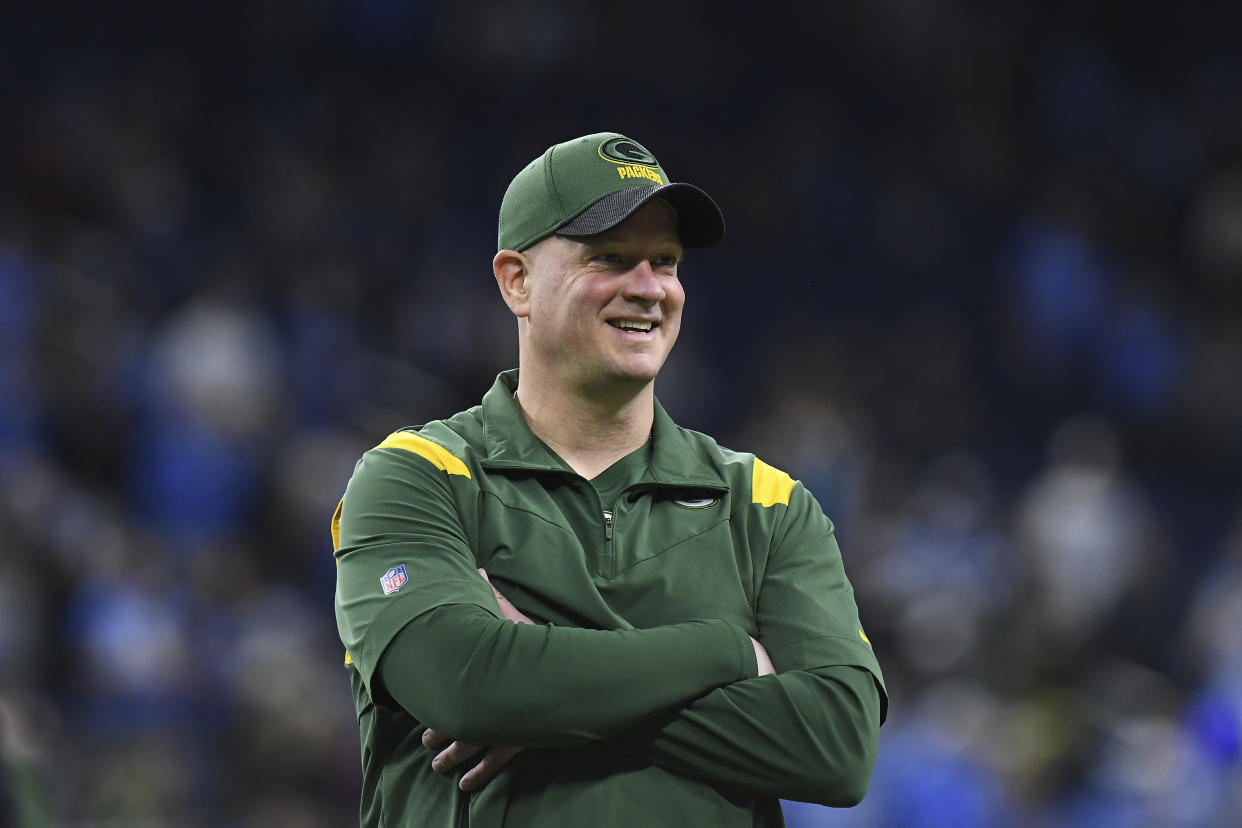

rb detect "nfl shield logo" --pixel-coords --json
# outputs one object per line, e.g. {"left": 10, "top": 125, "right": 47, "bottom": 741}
{"left": 381, "top": 564, "right": 408, "bottom": 595}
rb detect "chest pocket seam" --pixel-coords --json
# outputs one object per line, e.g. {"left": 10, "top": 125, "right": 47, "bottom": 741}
{"left": 481, "top": 489, "right": 579, "bottom": 542}
{"left": 620, "top": 516, "right": 732, "bottom": 574}
{"left": 659, "top": 516, "right": 730, "bottom": 554}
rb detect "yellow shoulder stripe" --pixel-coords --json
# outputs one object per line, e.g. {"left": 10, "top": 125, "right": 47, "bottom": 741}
{"left": 375, "top": 432, "right": 471, "bottom": 478}
{"left": 331, "top": 497, "right": 343, "bottom": 553}
{"left": 345, "top": 650, "right": 353, "bottom": 665}
{"left": 332, "top": 434, "right": 468, "bottom": 554}
{"left": 859, "top": 629, "right": 872, "bottom": 646}
{"left": 752, "top": 457, "right": 794, "bottom": 507}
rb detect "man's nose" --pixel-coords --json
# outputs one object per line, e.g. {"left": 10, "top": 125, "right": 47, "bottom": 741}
{"left": 622, "top": 261, "right": 666, "bottom": 302}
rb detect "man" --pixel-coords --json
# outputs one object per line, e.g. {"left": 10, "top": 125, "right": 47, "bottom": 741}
{"left": 333, "top": 132, "right": 886, "bottom": 827}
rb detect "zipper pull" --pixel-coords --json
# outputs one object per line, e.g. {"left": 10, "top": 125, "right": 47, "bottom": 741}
{"left": 603, "top": 510, "right": 613, "bottom": 540}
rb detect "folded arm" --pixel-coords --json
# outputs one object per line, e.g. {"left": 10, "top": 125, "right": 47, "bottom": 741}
{"left": 596, "top": 481, "right": 887, "bottom": 805}
{"left": 606, "top": 664, "right": 881, "bottom": 806}
{"left": 338, "top": 442, "right": 885, "bottom": 804}
{"left": 376, "top": 600, "right": 755, "bottom": 747}
{"left": 600, "top": 482, "right": 887, "bottom": 806}
{"left": 403, "top": 480, "right": 885, "bottom": 804}
{"left": 338, "top": 444, "right": 759, "bottom": 748}
{"left": 427, "top": 570, "right": 879, "bottom": 804}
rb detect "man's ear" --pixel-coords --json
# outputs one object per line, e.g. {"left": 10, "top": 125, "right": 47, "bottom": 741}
{"left": 493, "top": 249, "right": 532, "bottom": 318}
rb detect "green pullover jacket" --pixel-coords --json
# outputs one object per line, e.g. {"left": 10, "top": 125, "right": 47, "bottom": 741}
{"left": 334, "top": 370, "right": 887, "bottom": 827}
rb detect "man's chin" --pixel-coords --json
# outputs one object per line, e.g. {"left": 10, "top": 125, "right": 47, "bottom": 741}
{"left": 594, "top": 363, "right": 661, "bottom": 392}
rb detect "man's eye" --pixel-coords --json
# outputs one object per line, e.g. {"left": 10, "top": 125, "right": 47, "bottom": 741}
{"left": 594, "top": 253, "right": 623, "bottom": 264}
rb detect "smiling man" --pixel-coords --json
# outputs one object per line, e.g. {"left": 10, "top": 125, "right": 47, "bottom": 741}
{"left": 333, "top": 132, "right": 887, "bottom": 827}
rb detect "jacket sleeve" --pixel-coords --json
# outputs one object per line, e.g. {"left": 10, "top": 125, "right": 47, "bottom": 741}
{"left": 334, "top": 442, "right": 758, "bottom": 748}
{"left": 377, "top": 605, "right": 756, "bottom": 747}
{"left": 605, "top": 478, "right": 888, "bottom": 806}
{"left": 605, "top": 665, "right": 880, "bottom": 806}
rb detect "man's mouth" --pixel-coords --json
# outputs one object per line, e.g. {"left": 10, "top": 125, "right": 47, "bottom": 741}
{"left": 608, "top": 320, "right": 656, "bottom": 333}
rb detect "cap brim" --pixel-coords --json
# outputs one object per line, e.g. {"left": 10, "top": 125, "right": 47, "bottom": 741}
{"left": 555, "top": 183, "right": 725, "bottom": 248}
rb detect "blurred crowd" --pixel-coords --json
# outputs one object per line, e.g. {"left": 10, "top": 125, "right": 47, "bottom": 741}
{"left": 2, "top": 1, "right": 1241, "bottom": 826}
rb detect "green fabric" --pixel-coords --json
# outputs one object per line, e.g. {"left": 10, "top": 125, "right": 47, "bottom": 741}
{"left": 380, "top": 605, "right": 754, "bottom": 747}
{"left": 607, "top": 665, "right": 881, "bottom": 808}
{"left": 498, "top": 133, "right": 671, "bottom": 252}
{"left": 589, "top": 437, "right": 651, "bottom": 507}
{"left": 334, "top": 370, "right": 886, "bottom": 827}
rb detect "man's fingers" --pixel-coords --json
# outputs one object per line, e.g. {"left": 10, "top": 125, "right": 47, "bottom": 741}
{"left": 427, "top": 738, "right": 521, "bottom": 791}
{"left": 479, "top": 568, "right": 536, "bottom": 624}
{"left": 481, "top": 568, "right": 509, "bottom": 604}
{"left": 750, "top": 635, "right": 776, "bottom": 676}
{"left": 478, "top": 567, "right": 502, "bottom": 601}
{"left": 421, "top": 728, "right": 449, "bottom": 749}
{"left": 496, "top": 592, "right": 534, "bottom": 625}
{"left": 459, "top": 746, "right": 523, "bottom": 792}
{"left": 431, "top": 741, "right": 483, "bottom": 774}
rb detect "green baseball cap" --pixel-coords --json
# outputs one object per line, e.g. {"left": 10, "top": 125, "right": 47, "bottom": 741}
{"left": 497, "top": 132, "right": 725, "bottom": 252}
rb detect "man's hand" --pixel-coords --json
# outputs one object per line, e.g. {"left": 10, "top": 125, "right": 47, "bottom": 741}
{"left": 421, "top": 568, "right": 531, "bottom": 791}
{"left": 750, "top": 635, "right": 776, "bottom": 676}
{"left": 422, "top": 727, "right": 523, "bottom": 792}
{"left": 480, "top": 568, "right": 534, "bottom": 625}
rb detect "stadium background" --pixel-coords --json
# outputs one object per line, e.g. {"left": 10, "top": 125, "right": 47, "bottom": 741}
{"left": 2, "top": 1, "right": 1241, "bottom": 825}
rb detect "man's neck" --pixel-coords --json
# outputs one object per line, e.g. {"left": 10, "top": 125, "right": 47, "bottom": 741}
{"left": 513, "top": 376, "right": 654, "bottom": 481}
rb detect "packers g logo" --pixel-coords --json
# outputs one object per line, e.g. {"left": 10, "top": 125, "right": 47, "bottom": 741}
{"left": 599, "top": 137, "right": 659, "bottom": 168}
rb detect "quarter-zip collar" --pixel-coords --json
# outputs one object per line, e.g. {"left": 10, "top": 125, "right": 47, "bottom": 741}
{"left": 479, "top": 370, "right": 573, "bottom": 474}
{"left": 478, "top": 370, "right": 728, "bottom": 493}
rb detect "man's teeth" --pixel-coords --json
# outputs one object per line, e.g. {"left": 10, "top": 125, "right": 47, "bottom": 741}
{"left": 611, "top": 320, "right": 653, "bottom": 332}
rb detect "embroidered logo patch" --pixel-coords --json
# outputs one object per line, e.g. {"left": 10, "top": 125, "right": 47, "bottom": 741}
{"left": 674, "top": 497, "right": 719, "bottom": 509}
{"left": 598, "top": 136, "right": 658, "bottom": 167}
{"left": 381, "top": 564, "right": 408, "bottom": 595}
